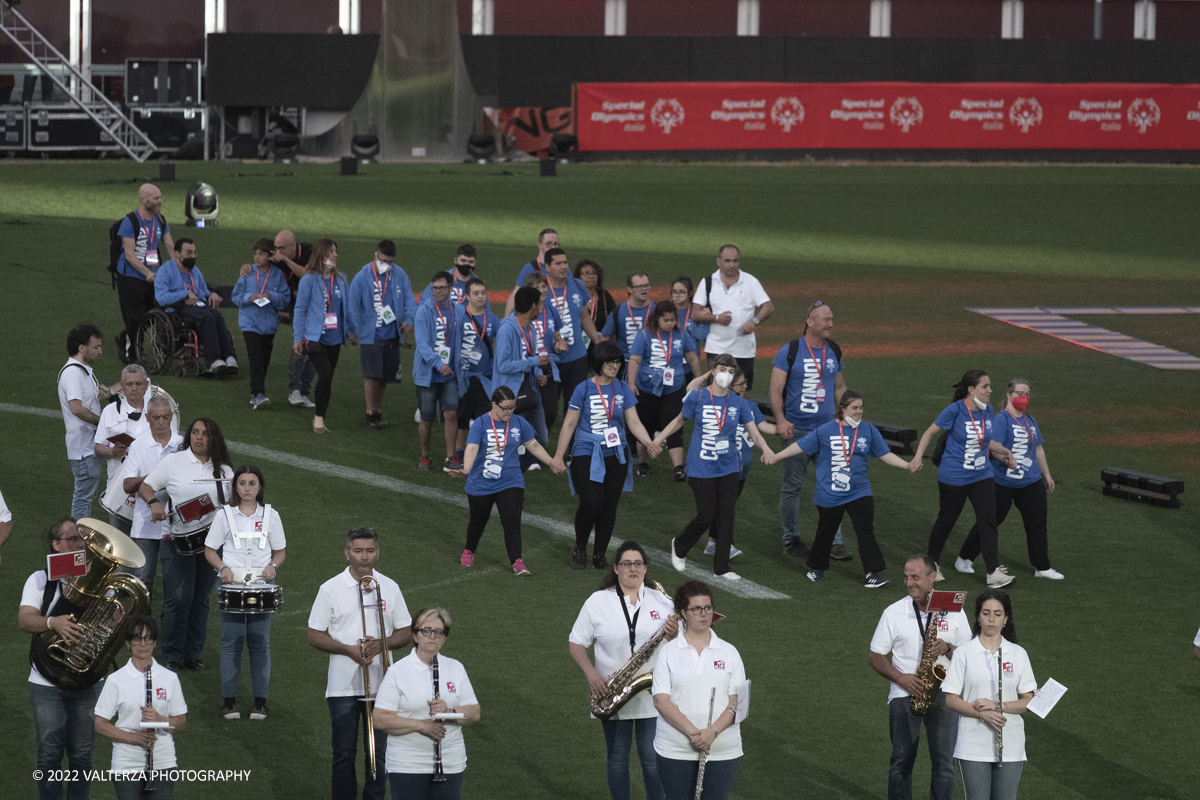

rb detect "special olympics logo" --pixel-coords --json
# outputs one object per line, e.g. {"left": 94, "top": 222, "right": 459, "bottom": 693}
{"left": 650, "top": 99, "right": 685, "bottom": 134}
{"left": 770, "top": 97, "right": 804, "bottom": 132}
{"left": 1008, "top": 97, "right": 1043, "bottom": 133}
{"left": 889, "top": 97, "right": 923, "bottom": 132}
{"left": 1127, "top": 98, "right": 1161, "bottom": 133}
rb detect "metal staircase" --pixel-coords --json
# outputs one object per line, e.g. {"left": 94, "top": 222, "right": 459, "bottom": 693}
{"left": 1, "top": 0, "right": 156, "bottom": 162}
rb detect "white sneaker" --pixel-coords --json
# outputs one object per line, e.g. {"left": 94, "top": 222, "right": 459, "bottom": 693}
{"left": 954, "top": 557, "right": 975, "bottom": 574}
{"left": 288, "top": 390, "right": 305, "bottom": 406}
{"left": 730, "top": 546, "right": 743, "bottom": 559}
{"left": 704, "top": 540, "right": 716, "bottom": 555}
{"left": 226, "top": 356, "right": 238, "bottom": 369}
{"left": 210, "top": 358, "right": 227, "bottom": 370}
{"left": 934, "top": 563, "right": 946, "bottom": 582}
{"left": 669, "top": 538, "right": 686, "bottom": 572}
{"left": 1034, "top": 568, "right": 1065, "bottom": 580}
{"left": 987, "top": 567, "right": 1015, "bottom": 588}
{"left": 716, "top": 571, "right": 741, "bottom": 581}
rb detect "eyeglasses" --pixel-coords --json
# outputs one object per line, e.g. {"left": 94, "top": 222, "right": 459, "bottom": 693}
{"left": 130, "top": 636, "right": 157, "bottom": 644}
{"left": 806, "top": 300, "right": 824, "bottom": 316}
{"left": 1011, "top": 390, "right": 1030, "bottom": 397}
{"left": 416, "top": 627, "right": 446, "bottom": 638}
{"left": 495, "top": 403, "right": 516, "bottom": 412}
{"left": 630, "top": 283, "right": 651, "bottom": 290}
{"left": 616, "top": 560, "right": 646, "bottom": 569}
{"left": 56, "top": 536, "right": 85, "bottom": 545}
{"left": 686, "top": 605, "right": 714, "bottom": 615}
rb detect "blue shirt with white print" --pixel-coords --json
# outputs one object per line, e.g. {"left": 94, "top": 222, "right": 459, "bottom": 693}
{"left": 798, "top": 420, "right": 891, "bottom": 507}
{"left": 991, "top": 410, "right": 1044, "bottom": 488}
{"left": 464, "top": 412, "right": 536, "bottom": 496}
{"left": 681, "top": 389, "right": 755, "bottom": 479}
{"left": 772, "top": 339, "right": 843, "bottom": 430}
{"left": 934, "top": 400, "right": 996, "bottom": 486}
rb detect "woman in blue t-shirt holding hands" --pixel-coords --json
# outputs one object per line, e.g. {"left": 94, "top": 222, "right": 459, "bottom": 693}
{"left": 449, "top": 386, "right": 563, "bottom": 576}
{"left": 764, "top": 390, "right": 911, "bottom": 588}
{"left": 910, "top": 370, "right": 1017, "bottom": 589}
{"left": 651, "top": 354, "right": 774, "bottom": 581}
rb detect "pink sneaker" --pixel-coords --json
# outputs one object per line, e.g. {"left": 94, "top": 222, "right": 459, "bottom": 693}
{"left": 460, "top": 550, "right": 474, "bottom": 567}
{"left": 512, "top": 558, "right": 531, "bottom": 576}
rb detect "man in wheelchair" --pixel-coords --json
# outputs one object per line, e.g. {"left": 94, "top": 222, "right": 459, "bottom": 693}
{"left": 154, "top": 238, "right": 239, "bottom": 375}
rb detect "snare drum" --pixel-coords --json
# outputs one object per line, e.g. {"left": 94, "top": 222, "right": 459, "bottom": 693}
{"left": 218, "top": 584, "right": 283, "bottom": 613}
{"left": 171, "top": 527, "right": 209, "bottom": 557}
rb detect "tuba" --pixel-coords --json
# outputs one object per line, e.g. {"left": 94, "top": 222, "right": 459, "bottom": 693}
{"left": 910, "top": 607, "right": 950, "bottom": 716}
{"left": 30, "top": 519, "right": 150, "bottom": 691}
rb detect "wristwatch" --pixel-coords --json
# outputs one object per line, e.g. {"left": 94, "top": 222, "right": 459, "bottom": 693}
{"left": 751, "top": 316, "right": 760, "bottom": 325}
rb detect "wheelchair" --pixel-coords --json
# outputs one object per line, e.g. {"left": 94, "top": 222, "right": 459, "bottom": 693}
{"left": 133, "top": 308, "right": 202, "bottom": 377}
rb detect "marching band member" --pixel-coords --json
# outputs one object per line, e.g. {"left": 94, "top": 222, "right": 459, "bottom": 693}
{"left": 94, "top": 364, "right": 151, "bottom": 533}
{"left": 868, "top": 555, "right": 972, "bottom": 800}
{"left": 204, "top": 464, "right": 286, "bottom": 721}
{"left": 652, "top": 580, "right": 744, "bottom": 800}
{"left": 120, "top": 393, "right": 181, "bottom": 598}
{"left": 552, "top": 342, "right": 655, "bottom": 571}
{"left": 373, "top": 608, "right": 481, "bottom": 800}
{"left": 763, "top": 390, "right": 912, "bottom": 588}
{"left": 569, "top": 541, "right": 678, "bottom": 800}
{"left": 139, "top": 417, "right": 233, "bottom": 672}
{"left": 94, "top": 616, "right": 187, "bottom": 800}
{"left": 956, "top": 379, "right": 1064, "bottom": 580}
{"left": 909, "top": 371, "right": 1017, "bottom": 588}
{"left": 308, "top": 528, "right": 413, "bottom": 800}
{"left": 942, "top": 589, "right": 1036, "bottom": 800}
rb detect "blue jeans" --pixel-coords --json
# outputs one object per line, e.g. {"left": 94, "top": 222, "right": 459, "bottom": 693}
{"left": 288, "top": 351, "right": 316, "bottom": 396}
{"left": 122, "top": 537, "right": 166, "bottom": 602}
{"left": 220, "top": 611, "right": 272, "bottom": 698}
{"left": 957, "top": 759, "right": 1023, "bottom": 800}
{"left": 517, "top": 387, "right": 549, "bottom": 470}
{"left": 388, "top": 771, "right": 463, "bottom": 800}
{"left": 161, "top": 540, "right": 216, "bottom": 665}
{"left": 416, "top": 380, "right": 460, "bottom": 421}
{"left": 328, "top": 695, "right": 389, "bottom": 800}
{"left": 888, "top": 695, "right": 958, "bottom": 800}
{"left": 655, "top": 754, "right": 739, "bottom": 800}
{"left": 602, "top": 717, "right": 663, "bottom": 800}
{"left": 31, "top": 681, "right": 102, "bottom": 800}
{"left": 69, "top": 456, "right": 101, "bottom": 521}
{"left": 779, "top": 434, "right": 842, "bottom": 547}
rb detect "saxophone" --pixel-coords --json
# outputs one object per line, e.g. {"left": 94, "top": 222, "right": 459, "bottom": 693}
{"left": 590, "top": 581, "right": 673, "bottom": 719}
{"left": 910, "top": 609, "right": 950, "bottom": 715}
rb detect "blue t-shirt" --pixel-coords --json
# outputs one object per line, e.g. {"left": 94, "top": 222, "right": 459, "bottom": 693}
{"left": 464, "top": 413, "right": 536, "bottom": 495}
{"left": 798, "top": 420, "right": 892, "bottom": 507}
{"left": 460, "top": 309, "right": 501, "bottom": 380}
{"left": 677, "top": 304, "right": 710, "bottom": 349}
{"left": 736, "top": 401, "right": 765, "bottom": 480}
{"left": 991, "top": 411, "right": 1044, "bottom": 488}
{"left": 600, "top": 302, "right": 653, "bottom": 359}
{"left": 531, "top": 303, "right": 563, "bottom": 362}
{"left": 514, "top": 260, "right": 547, "bottom": 288}
{"left": 772, "top": 339, "right": 843, "bottom": 431}
{"left": 116, "top": 211, "right": 170, "bottom": 280}
{"left": 934, "top": 400, "right": 996, "bottom": 486}
{"left": 543, "top": 275, "right": 591, "bottom": 363}
{"left": 629, "top": 327, "right": 697, "bottom": 396}
{"left": 567, "top": 378, "right": 638, "bottom": 458}
{"left": 681, "top": 389, "right": 754, "bottom": 479}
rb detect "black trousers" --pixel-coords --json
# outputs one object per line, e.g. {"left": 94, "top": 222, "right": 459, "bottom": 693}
{"left": 539, "top": 374, "right": 562, "bottom": 430}
{"left": 808, "top": 496, "right": 887, "bottom": 574}
{"left": 456, "top": 377, "right": 491, "bottom": 431}
{"left": 960, "top": 480, "right": 1051, "bottom": 570}
{"left": 557, "top": 355, "right": 591, "bottom": 422}
{"left": 307, "top": 343, "right": 341, "bottom": 417}
{"left": 675, "top": 473, "right": 740, "bottom": 575}
{"left": 174, "top": 304, "right": 235, "bottom": 367}
{"left": 242, "top": 331, "right": 275, "bottom": 396}
{"left": 635, "top": 385, "right": 686, "bottom": 450}
{"left": 116, "top": 274, "right": 156, "bottom": 354}
{"left": 465, "top": 487, "right": 524, "bottom": 563}
{"left": 571, "top": 453, "right": 627, "bottom": 555}
{"left": 926, "top": 478, "right": 999, "bottom": 573}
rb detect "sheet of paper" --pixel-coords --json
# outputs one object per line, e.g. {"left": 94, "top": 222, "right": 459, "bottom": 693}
{"left": 139, "top": 721, "right": 172, "bottom": 729}
{"left": 735, "top": 679, "right": 751, "bottom": 724}
{"left": 432, "top": 712, "right": 465, "bottom": 720}
{"left": 1026, "top": 677, "right": 1067, "bottom": 719}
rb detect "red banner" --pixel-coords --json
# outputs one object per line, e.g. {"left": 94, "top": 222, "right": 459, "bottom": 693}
{"left": 575, "top": 82, "right": 1200, "bottom": 150}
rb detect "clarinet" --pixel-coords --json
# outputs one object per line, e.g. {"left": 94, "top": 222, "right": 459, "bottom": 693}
{"left": 431, "top": 656, "right": 447, "bottom": 783}
{"left": 693, "top": 687, "right": 717, "bottom": 800}
{"left": 144, "top": 663, "right": 156, "bottom": 792}
{"left": 995, "top": 646, "right": 1004, "bottom": 768}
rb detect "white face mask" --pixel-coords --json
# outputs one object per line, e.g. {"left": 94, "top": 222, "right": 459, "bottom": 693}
{"left": 714, "top": 372, "right": 733, "bottom": 389}
{"left": 972, "top": 393, "right": 988, "bottom": 410}
{"left": 324, "top": 258, "right": 335, "bottom": 269}
{"left": 842, "top": 416, "right": 860, "bottom": 428}
{"left": 375, "top": 260, "right": 391, "bottom": 273}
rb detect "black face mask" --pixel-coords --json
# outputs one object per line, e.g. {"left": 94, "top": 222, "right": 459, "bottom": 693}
{"left": 456, "top": 262, "right": 474, "bottom": 273}
{"left": 181, "top": 257, "right": 197, "bottom": 269}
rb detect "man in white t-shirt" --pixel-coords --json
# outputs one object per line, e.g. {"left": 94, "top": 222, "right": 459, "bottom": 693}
{"left": 17, "top": 518, "right": 104, "bottom": 800}
{"left": 308, "top": 528, "right": 413, "bottom": 800}
{"left": 119, "top": 394, "right": 183, "bottom": 599}
{"left": 868, "top": 555, "right": 972, "bottom": 800}
{"left": 59, "top": 324, "right": 116, "bottom": 520}
{"left": 691, "top": 245, "right": 774, "bottom": 391}
{"left": 94, "top": 365, "right": 152, "bottom": 534}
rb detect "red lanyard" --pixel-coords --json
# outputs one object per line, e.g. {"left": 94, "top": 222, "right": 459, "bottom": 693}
{"left": 469, "top": 312, "right": 486, "bottom": 340}
{"left": 254, "top": 267, "right": 270, "bottom": 296}
{"left": 432, "top": 299, "right": 448, "bottom": 333}
{"left": 549, "top": 281, "right": 567, "bottom": 316}
{"left": 1008, "top": 410, "right": 1034, "bottom": 441}
{"left": 654, "top": 329, "right": 674, "bottom": 364}
{"left": 679, "top": 305, "right": 691, "bottom": 330}
{"left": 183, "top": 269, "right": 197, "bottom": 296}
{"left": 488, "top": 412, "right": 512, "bottom": 457}
{"left": 632, "top": 304, "right": 651, "bottom": 331}
{"left": 455, "top": 274, "right": 469, "bottom": 304}
{"left": 964, "top": 399, "right": 985, "bottom": 448}
{"left": 588, "top": 293, "right": 599, "bottom": 320}
{"left": 838, "top": 420, "right": 860, "bottom": 463}
{"left": 371, "top": 265, "right": 390, "bottom": 301}
{"left": 320, "top": 275, "right": 336, "bottom": 311}
{"left": 804, "top": 339, "right": 826, "bottom": 381}
{"left": 593, "top": 378, "right": 615, "bottom": 424}
{"left": 519, "top": 322, "right": 536, "bottom": 356}
{"left": 708, "top": 389, "right": 730, "bottom": 431}
{"left": 138, "top": 210, "right": 157, "bottom": 252}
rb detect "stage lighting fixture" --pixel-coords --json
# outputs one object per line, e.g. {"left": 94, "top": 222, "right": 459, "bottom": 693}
{"left": 351, "top": 134, "right": 380, "bottom": 163}
{"left": 272, "top": 132, "right": 299, "bottom": 161}
{"left": 467, "top": 133, "right": 496, "bottom": 163}
{"left": 185, "top": 181, "right": 219, "bottom": 228}
{"left": 540, "top": 158, "right": 556, "bottom": 177}
{"left": 1101, "top": 467, "right": 1184, "bottom": 509}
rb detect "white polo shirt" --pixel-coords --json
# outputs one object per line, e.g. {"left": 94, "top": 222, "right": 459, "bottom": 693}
{"left": 870, "top": 596, "right": 972, "bottom": 703}
{"left": 375, "top": 650, "right": 478, "bottom": 775}
{"left": 143, "top": 449, "right": 233, "bottom": 536}
{"left": 1194, "top": 626, "right": 1200, "bottom": 648}
{"left": 308, "top": 568, "right": 412, "bottom": 698}
{"left": 94, "top": 395, "right": 151, "bottom": 482}
{"left": 94, "top": 658, "right": 187, "bottom": 774}
{"left": 652, "top": 629, "right": 745, "bottom": 762}
{"left": 692, "top": 270, "right": 770, "bottom": 359}
{"left": 58, "top": 358, "right": 100, "bottom": 461}
{"left": 21, "top": 571, "right": 62, "bottom": 687}
{"left": 123, "top": 433, "right": 184, "bottom": 540}
{"left": 942, "top": 637, "right": 1036, "bottom": 763}
{"left": 0, "top": 486, "right": 10, "bottom": 523}
{"left": 205, "top": 504, "right": 286, "bottom": 570}
{"left": 568, "top": 585, "right": 675, "bottom": 720}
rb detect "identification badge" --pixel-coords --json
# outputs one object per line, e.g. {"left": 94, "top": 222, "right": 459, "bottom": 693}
{"left": 437, "top": 345, "right": 451, "bottom": 362}
{"left": 603, "top": 426, "right": 620, "bottom": 447}
{"left": 145, "top": 250, "right": 159, "bottom": 267}
{"left": 380, "top": 305, "right": 396, "bottom": 324}
{"left": 663, "top": 367, "right": 676, "bottom": 386}
{"left": 816, "top": 385, "right": 826, "bottom": 403}
{"left": 324, "top": 312, "right": 338, "bottom": 330}
{"left": 254, "top": 296, "right": 271, "bottom": 307}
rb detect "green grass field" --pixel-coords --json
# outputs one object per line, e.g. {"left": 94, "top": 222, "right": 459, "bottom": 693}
{"left": 1, "top": 160, "right": 1198, "bottom": 800}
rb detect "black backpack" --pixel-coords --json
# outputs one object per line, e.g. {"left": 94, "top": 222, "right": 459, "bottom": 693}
{"left": 930, "top": 429, "right": 950, "bottom": 467}
{"left": 109, "top": 211, "right": 163, "bottom": 289}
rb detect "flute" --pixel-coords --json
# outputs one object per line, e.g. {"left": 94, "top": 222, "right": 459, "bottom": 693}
{"left": 431, "top": 656, "right": 447, "bottom": 783}
{"left": 693, "top": 688, "right": 717, "bottom": 800}
{"left": 995, "top": 646, "right": 1004, "bottom": 768}
{"left": 144, "top": 663, "right": 156, "bottom": 792}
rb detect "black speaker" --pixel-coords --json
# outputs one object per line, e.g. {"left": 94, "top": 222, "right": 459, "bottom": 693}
{"left": 540, "top": 158, "right": 556, "bottom": 177}
{"left": 126, "top": 59, "right": 201, "bottom": 106}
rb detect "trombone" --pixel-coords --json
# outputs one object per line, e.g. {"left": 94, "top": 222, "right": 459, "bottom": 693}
{"left": 358, "top": 575, "right": 392, "bottom": 781}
